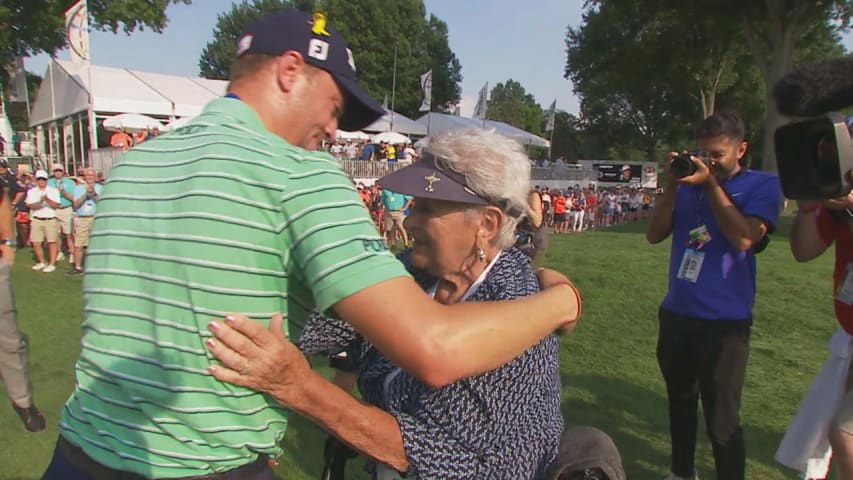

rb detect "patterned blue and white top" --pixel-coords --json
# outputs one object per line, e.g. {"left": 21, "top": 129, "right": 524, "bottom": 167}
{"left": 298, "top": 247, "right": 564, "bottom": 479}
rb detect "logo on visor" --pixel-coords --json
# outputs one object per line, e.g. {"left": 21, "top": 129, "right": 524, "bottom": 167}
{"left": 424, "top": 173, "right": 441, "bottom": 192}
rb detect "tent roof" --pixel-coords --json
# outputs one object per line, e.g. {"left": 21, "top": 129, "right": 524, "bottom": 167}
{"left": 30, "top": 59, "right": 228, "bottom": 127}
{"left": 363, "top": 109, "right": 427, "bottom": 136}
{"left": 415, "top": 112, "right": 550, "bottom": 148}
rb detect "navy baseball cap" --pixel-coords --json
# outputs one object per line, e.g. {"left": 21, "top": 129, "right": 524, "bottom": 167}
{"left": 236, "top": 10, "right": 384, "bottom": 131}
{"left": 377, "top": 153, "right": 524, "bottom": 217}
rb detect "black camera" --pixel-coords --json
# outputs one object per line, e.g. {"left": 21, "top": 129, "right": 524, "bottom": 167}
{"left": 774, "top": 114, "right": 853, "bottom": 200}
{"left": 670, "top": 151, "right": 711, "bottom": 179}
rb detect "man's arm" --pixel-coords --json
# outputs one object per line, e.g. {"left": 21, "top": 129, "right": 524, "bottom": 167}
{"left": 0, "top": 191, "right": 14, "bottom": 264}
{"left": 703, "top": 175, "right": 769, "bottom": 252}
{"left": 789, "top": 203, "right": 831, "bottom": 262}
{"left": 646, "top": 183, "right": 677, "bottom": 244}
{"left": 333, "top": 274, "right": 578, "bottom": 388}
{"left": 647, "top": 153, "right": 678, "bottom": 244}
{"left": 43, "top": 191, "right": 61, "bottom": 209}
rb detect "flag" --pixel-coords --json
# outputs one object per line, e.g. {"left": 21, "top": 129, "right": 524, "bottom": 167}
{"left": 382, "top": 94, "right": 389, "bottom": 111}
{"left": 472, "top": 82, "right": 489, "bottom": 119}
{"left": 545, "top": 99, "right": 556, "bottom": 132}
{"left": 65, "top": 0, "right": 89, "bottom": 66}
{"left": 6, "top": 57, "right": 28, "bottom": 103}
{"left": 419, "top": 69, "right": 432, "bottom": 112}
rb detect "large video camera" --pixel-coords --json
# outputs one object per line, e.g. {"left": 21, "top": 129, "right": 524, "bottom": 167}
{"left": 773, "top": 57, "right": 853, "bottom": 200}
{"left": 775, "top": 114, "right": 853, "bottom": 200}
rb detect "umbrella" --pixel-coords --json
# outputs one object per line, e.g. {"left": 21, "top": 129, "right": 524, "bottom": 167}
{"left": 335, "top": 129, "right": 370, "bottom": 141}
{"left": 371, "top": 131, "right": 411, "bottom": 144}
{"left": 163, "top": 117, "right": 193, "bottom": 131}
{"left": 103, "top": 113, "right": 165, "bottom": 134}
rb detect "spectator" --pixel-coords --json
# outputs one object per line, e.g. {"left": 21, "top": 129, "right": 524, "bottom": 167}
{"left": 0, "top": 133, "right": 5, "bottom": 156}
{"left": 361, "top": 141, "right": 375, "bottom": 161}
{"left": 0, "top": 170, "right": 45, "bottom": 433}
{"left": 109, "top": 129, "right": 132, "bottom": 152}
{"left": 14, "top": 173, "right": 31, "bottom": 247}
{"left": 47, "top": 163, "right": 76, "bottom": 264}
{"left": 647, "top": 111, "right": 782, "bottom": 480}
{"left": 25, "top": 170, "right": 60, "bottom": 273}
{"left": 380, "top": 187, "right": 412, "bottom": 247}
{"left": 68, "top": 168, "right": 101, "bottom": 275}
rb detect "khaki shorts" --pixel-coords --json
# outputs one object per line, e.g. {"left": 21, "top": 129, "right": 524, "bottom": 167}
{"left": 30, "top": 218, "right": 58, "bottom": 243}
{"left": 832, "top": 367, "right": 853, "bottom": 434}
{"left": 384, "top": 210, "right": 406, "bottom": 231}
{"left": 55, "top": 207, "right": 73, "bottom": 235}
{"left": 74, "top": 217, "right": 95, "bottom": 248}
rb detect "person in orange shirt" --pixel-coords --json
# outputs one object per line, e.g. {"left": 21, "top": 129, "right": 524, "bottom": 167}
{"left": 109, "top": 130, "right": 132, "bottom": 152}
{"left": 553, "top": 192, "right": 568, "bottom": 234}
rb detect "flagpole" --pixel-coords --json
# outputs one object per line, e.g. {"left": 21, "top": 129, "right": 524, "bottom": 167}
{"left": 390, "top": 43, "right": 397, "bottom": 132}
{"left": 548, "top": 127, "right": 554, "bottom": 160}
{"left": 86, "top": 0, "right": 97, "bottom": 163}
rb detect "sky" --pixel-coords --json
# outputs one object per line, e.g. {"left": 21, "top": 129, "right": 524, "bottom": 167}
{"left": 25, "top": 1, "right": 853, "bottom": 118}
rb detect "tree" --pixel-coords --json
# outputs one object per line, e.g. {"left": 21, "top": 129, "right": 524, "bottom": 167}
{"left": 0, "top": 0, "right": 192, "bottom": 73}
{"left": 198, "top": 0, "right": 462, "bottom": 118}
{"left": 486, "top": 80, "right": 544, "bottom": 136}
{"left": 733, "top": 1, "right": 851, "bottom": 172}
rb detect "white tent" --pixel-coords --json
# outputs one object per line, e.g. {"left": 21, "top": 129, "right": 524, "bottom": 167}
{"left": 372, "top": 131, "right": 411, "bottom": 144}
{"left": 29, "top": 59, "right": 229, "bottom": 171}
{"left": 363, "top": 109, "right": 427, "bottom": 136}
{"left": 335, "top": 129, "right": 370, "bottom": 141}
{"left": 103, "top": 113, "right": 165, "bottom": 133}
{"left": 415, "top": 112, "right": 550, "bottom": 148}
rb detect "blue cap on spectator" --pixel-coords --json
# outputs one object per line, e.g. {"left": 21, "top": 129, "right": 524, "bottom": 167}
{"left": 236, "top": 10, "right": 384, "bottom": 131}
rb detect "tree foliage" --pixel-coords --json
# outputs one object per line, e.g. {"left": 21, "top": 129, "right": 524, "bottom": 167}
{"left": 198, "top": 0, "right": 462, "bottom": 118}
{"left": 0, "top": 0, "right": 191, "bottom": 71}
{"left": 565, "top": 0, "right": 850, "bottom": 167}
{"left": 486, "top": 79, "right": 544, "bottom": 136}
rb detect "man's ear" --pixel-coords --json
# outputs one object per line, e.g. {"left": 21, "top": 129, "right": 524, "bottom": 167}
{"left": 275, "top": 51, "right": 306, "bottom": 94}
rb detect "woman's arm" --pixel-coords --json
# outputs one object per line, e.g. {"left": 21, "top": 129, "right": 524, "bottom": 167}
{"left": 206, "top": 314, "right": 409, "bottom": 471}
{"left": 527, "top": 191, "right": 543, "bottom": 228}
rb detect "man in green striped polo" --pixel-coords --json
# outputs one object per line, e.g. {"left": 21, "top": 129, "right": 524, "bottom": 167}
{"left": 42, "top": 10, "right": 579, "bottom": 480}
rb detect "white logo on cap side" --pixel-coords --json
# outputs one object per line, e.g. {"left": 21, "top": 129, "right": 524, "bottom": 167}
{"left": 346, "top": 48, "right": 356, "bottom": 71}
{"left": 308, "top": 38, "right": 330, "bottom": 61}
{"left": 237, "top": 34, "right": 253, "bottom": 56}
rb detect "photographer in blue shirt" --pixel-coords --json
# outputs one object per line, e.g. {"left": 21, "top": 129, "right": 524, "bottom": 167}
{"left": 646, "top": 112, "right": 782, "bottom": 480}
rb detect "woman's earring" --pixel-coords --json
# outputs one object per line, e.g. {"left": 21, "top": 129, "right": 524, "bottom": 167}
{"left": 477, "top": 248, "right": 486, "bottom": 262}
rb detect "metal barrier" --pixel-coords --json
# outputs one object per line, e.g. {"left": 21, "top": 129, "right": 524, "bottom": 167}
{"left": 88, "top": 147, "right": 124, "bottom": 178}
{"left": 81, "top": 148, "right": 592, "bottom": 183}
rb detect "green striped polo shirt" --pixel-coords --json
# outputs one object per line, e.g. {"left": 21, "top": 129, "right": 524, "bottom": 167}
{"left": 59, "top": 98, "right": 407, "bottom": 478}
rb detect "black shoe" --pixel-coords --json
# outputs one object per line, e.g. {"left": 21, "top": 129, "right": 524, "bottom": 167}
{"left": 66, "top": 268, "right": 83, "bottom": 276}
{"left": 12, "top": 402, "right": 46, "bottom": 432}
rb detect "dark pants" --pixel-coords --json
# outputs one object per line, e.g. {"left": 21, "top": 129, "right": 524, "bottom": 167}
{"left": 656, "top": 308, "right": 751, "bottom": 480}
{"left": 42, "top": 436, "right": 275, "bottom": 480}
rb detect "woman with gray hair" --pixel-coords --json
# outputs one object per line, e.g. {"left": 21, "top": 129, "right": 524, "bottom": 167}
{"left": 206, "top": 128, "right": 580, "bottom": 479}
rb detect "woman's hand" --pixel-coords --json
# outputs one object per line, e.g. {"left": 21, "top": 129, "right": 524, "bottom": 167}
{"left": 206, "top": 313, "right": 311, "bottom": 408}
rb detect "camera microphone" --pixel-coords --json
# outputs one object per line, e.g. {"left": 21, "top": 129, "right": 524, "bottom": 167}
{"left": 773, "top": 56, "right": 853, "bottom": 117}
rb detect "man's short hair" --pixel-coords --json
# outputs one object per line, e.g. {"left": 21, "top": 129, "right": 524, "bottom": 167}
{"left": 695, "top": 111, "right": 745, "bottom": 142}
{"left": 228, "top": 53, "right": 279, "bottom": 88}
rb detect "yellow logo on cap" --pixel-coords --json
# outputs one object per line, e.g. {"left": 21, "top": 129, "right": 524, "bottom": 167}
{"left": 311, "top": 12, "right": 330, "bottom": 36}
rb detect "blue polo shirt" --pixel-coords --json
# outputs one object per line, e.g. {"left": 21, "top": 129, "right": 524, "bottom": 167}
{"left": 660, "top": 170, "right": 781, "bottom": 321}
{"left": 380, "top": 189, "right": 411, "bottom": 211}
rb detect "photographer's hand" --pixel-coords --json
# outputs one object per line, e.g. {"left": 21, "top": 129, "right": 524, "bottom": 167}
{"left": 676, "top": 155, "right": 713, "bottom": 186}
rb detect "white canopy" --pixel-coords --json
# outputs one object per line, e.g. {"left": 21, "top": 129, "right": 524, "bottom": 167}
{"left": 372, "top": 131, "right": 411, "bottom": 144}
{"left": 103, "top": 113, "right": 165, "bottom": 133}
{"left": 30, "top": 59, "right": 228, "bottom": 127}
{"left": 335, "top": 129, "right": 370, "bottom": 141}
{"left": 415, "top": 112, "right": 550, "bottom": 148}
{"left": 363, "top": 109, "right": 427, "bottom": 136}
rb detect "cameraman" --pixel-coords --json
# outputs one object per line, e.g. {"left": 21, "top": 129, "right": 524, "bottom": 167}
{"left": 789, "top": 192, "right": 853, "bottom": 480}
{"left": 646, "top": 112, "right": 782, "bottom": 480}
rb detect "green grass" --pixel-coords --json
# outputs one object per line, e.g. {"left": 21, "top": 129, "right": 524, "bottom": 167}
{"left": 0, "top": 214, "right": 839, "bottom": 479}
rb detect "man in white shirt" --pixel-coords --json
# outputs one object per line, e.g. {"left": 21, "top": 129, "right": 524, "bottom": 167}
{"left": 25, "top": 170, "right": 60, "bottom": 273}
{"left": 400, "top": 143, "right": 417, "bottom": 166}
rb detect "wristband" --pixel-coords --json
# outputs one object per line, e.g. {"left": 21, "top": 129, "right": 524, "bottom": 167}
{"left": 549, "top": 280, "right": 582, "bottom": 324}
